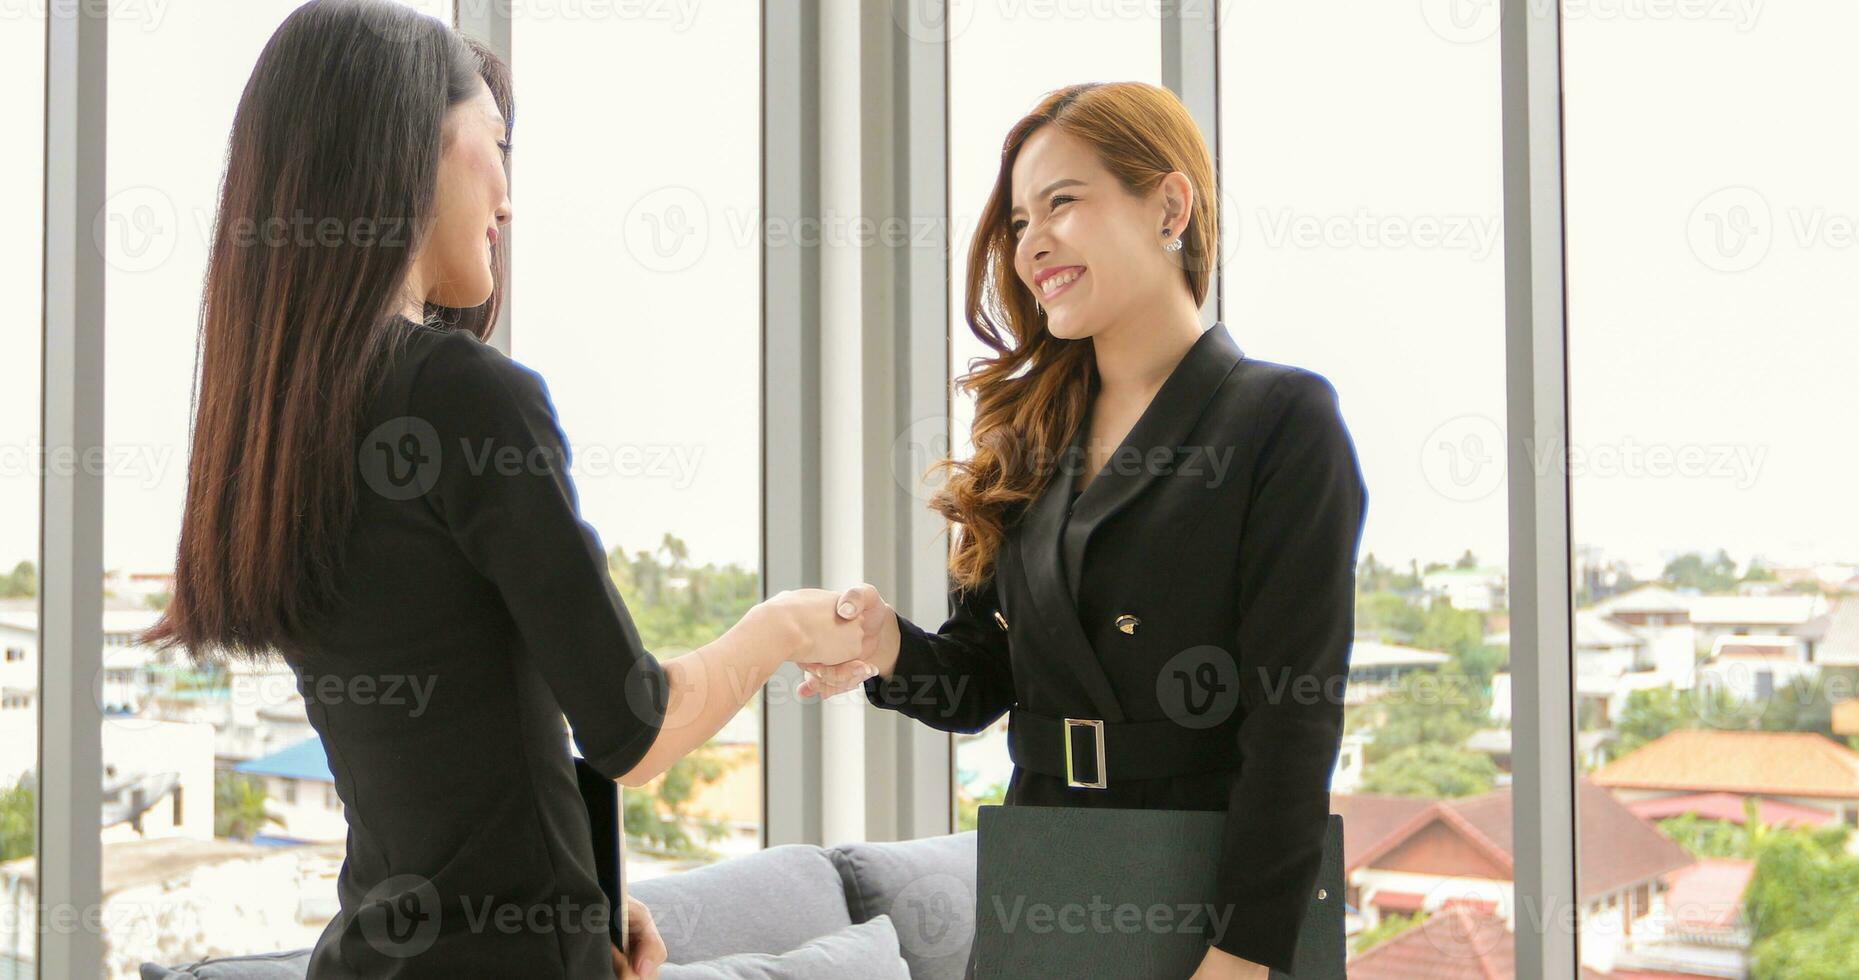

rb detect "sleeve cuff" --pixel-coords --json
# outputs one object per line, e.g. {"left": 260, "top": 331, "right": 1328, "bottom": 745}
{"left": 576, "top": 653, "right": 670, "bottom": 781}
{"left": 863, "top": 613, "right": 934, "bottom": 709}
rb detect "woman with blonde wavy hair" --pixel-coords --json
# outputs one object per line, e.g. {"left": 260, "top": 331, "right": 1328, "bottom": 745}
{"left": 797, "top": 81, "right": 1368, "bottom": 978}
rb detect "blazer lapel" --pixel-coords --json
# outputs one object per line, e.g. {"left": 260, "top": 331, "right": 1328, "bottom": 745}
{"left": 1011, "top": 322, "right": 1245, "bottom": 723}
{"left": 1015, "top": 408, "right": 1128, "bottom": 720}
{"left": 1061, "top": 322, "right": 1245, "bottom": 601}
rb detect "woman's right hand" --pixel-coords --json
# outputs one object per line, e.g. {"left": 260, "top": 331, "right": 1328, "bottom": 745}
{"left": 744, "top": 587, "right": 882, "bottom": 668}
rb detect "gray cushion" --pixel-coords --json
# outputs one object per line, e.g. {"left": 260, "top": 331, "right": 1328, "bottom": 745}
{"left": 827, "top": 832, "right": 977, "bottom": 980}
{"left": 659, "top": 915, "right": 911, "bottom": 980}
{"left": 139, "top": 950, "right": 310, "bottom": 979}
{"left": 631, "top": 843, "right": 853, "bottom": 964}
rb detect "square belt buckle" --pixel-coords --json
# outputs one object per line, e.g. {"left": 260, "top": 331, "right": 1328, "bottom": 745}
{"left": 1063, "top": 718, "right": 1108, "bottom": 790}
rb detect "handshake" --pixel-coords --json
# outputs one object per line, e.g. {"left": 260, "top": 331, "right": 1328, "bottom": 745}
{"left": 743, "top": 583, "right": 901, "bottom": 700}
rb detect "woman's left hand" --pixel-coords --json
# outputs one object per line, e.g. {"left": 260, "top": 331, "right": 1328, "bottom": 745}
{"left": 612, "top": 894, "right": 668, "bottom": 979}
{"left": 1188, "top": 943, "right": 1272, "bottom": 980}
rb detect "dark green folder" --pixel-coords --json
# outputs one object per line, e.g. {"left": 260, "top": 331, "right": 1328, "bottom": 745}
{"left": 972, "top": 806, "right": 1346, "bottom": 979}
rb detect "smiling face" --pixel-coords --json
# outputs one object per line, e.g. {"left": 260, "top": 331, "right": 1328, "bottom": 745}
{"left": 411, "top": 77, "right": 512, "bottom": 310}
{"left": 1008, "top": 125, "right": 1193, "bottom": 341}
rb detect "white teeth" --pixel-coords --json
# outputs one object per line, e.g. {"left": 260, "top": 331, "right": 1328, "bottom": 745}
{"left": 1042, "top": 268, "right": 1083, "bottom": 297}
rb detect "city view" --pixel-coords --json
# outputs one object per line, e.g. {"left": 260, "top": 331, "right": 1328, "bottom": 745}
{"left": 6, "top": 0, "right": 1856, "bottom": 978}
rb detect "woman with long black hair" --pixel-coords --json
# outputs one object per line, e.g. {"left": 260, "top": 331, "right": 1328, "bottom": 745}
{"left": 142, "top": 3, "right": 880, "bottom": 976}
{"left": 798, "top": 81, "right": 1368, "bottom": 979}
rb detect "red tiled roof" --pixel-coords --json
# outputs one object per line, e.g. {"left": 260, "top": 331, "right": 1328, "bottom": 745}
{"left": 1592, "top": 730, "right": 1859, "bottom": 799}
{"left": 1627, "top": 791, "right": 1839, "bottom": 828}
{"left": 1349, "top": 905, "right": 1513, "bottom": 980}
{"left": 1371, "top": 889, "right": 1425, "bottom": 913}
{"left": 1833, "top": 698, "right": 1859, "bottom": 736}
{"left": 1662, "top": 858, "right": 1753, "bottom": 933}
{"left": 1441, "top": 895, "right": 1499, "bottom": 917}
{"left": 1335, "top": 780, "right": 1694, "bottom": 901}
{"left": 1349, "top": 905, "right": 1612, "bottom": 980}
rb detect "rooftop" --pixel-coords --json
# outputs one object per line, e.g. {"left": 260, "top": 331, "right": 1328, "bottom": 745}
{"left": 1334, "top": 779, "right": 1694, "bottom": 902}
{"left": 1349, "top": 903, "right": 1609, "bottom": 980}
{"left": 1592, "top": 730, "right": 1859, "bottom": 800}
{"left": 234, "top": 736, "right": 333, "bottom": 784}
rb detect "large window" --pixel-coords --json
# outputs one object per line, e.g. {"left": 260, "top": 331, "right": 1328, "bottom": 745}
{"left": 512, "top": 6, "right": 765, "bottom": 877}
{"left": 21, "top": 2, "right": 1849, "bottom": 976}
{"left": 0, "top": 3, "right": 46, "bottom": 974}
{"left": 1221, "top": 2, "right": 1514, "bottom": 970}
{"left": 946, "top": 0, "right": 1163, "bottom": 832}
{"left": 1565, "top": 8, "right": 1859, "bottom": 976}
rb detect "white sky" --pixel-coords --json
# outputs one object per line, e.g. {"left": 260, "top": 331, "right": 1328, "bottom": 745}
{"left": 1, "top": 1, "right": 1855, "bottom": 584}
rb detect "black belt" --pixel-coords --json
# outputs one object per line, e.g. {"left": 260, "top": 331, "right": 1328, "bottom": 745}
{"left": 1007, "top": 707, "right": 1241, "bottom": 789}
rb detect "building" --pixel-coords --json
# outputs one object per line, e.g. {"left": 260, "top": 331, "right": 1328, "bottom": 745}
{"left": 1697, "top": 633, "right": 1819, "bottom": 705}
{"left": 1422, "top": 566, "right": 1508, "bottom": 612}
{"left": 1592, "top": 730, "right": 1859, "bottom": 833}
{"left": 1682, "top": 593, "right": 1829, "bottom": 658}
{"left": 1334, "top": 779, "right": 1694, "bottom": 975}
{"left": 1331, "top": 732, "right": 1369, "bottom": 795}
{"left": 1350, "top": 902, "right": 1613, "bottom": 979}
{"left": 1591, "top": 586, "right": 1701, "bottom": 686}
{"left": 1346, "top": 640, "right": 1453, "bottom": 706}
{"left": 1802, "top": 598, "right": 1859, "bottom": 667}
{"left": 1, "top": 837, "right": 343, "bottom": 980}
{"left": 233, "top": 737, "right": 347, "bottom": 844}
{"left": 1615, "top": 858, "right": 1755, "bottom": 979}
{"left": 1625, "top": 792, "right": 1839, "bottom": 830}
{"left": 99, "top": 718, "right": 216, "bottom": 844}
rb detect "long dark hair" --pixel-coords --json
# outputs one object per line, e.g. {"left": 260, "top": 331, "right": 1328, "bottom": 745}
{"left": 144, "top": 0, "right": 513, "bottom": 659}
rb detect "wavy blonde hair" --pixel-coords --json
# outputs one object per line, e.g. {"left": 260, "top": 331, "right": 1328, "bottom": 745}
{"left": 931, "top": 81, "right": 1218, "bottom": 592}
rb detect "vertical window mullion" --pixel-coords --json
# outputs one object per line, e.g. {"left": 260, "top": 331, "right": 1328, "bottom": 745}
{"left": 1162, "top": 1, "right": 1221, "bottom": 326}
{"left": 1500, "top": 0, "right": 1580, "bottom": 976}
{"left": 38, "top": 4, "right": 108, "bottom": 977}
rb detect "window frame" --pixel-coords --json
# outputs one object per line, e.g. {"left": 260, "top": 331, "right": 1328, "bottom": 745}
{"left": 32, "top": 2, "right": 1581, "bottom": 975}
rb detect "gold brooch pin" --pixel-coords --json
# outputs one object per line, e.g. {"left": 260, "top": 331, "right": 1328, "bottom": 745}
{"left": 992, "top": 609, "right": 1009, "bottom": 631}
{"left": 1115, "top": 614, "right": 1140, "bottom": 635}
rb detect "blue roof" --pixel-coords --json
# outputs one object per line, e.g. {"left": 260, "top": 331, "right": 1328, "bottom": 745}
{"left": 235, "top": 737, "right": 334, "bottom": 783}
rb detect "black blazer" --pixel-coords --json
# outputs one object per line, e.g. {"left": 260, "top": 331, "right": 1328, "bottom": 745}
{"left": 864, "top": 321, "right": 1368, "bottom": 974}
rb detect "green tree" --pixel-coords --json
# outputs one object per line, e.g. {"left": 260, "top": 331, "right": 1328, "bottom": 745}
{"left": 1364, "top": 671, "right": 1488, "bottom": 762}
{"left": 1757, "top": 668, "right": 1859, "bottom": 736}
{"left": 0, "top": 775, "right": 33, "bottom": 861}
{"left": 1743, "top": 826, "right": 1859, "bottom": 979}
{"left": 608, "top": 535, "right": 761, "bottom": 857}
{"left": 1355, "top": 591, "right": 1425, "bottom": 642}
{"left": 623, "top": 752, "right": 729, "bottom": 859}
{"left": 1412, "top": 599, "right": 1505, "bottom": 691}
{"left": 1353, "top": 910, "right": 1426, "bottom": 953}
{"left": 1361, "top": 743, "right": 1499, "bottom": 798}
{"left": 1663, "top": 550, "right": 1738, "bottom": 593}
{"left": 1606, "top": 685, "right": 1758, "bottom": 761}
{"left": 214, "top": 772, "right": 280, "bottom": 841}
{"left": 1658, "top": 815, "right": 1756, "bottom": 859}
{"left": 1355, "top": 554, "right": 1422, "bottom": 595}
{"left": 957, "top": 779, "right": 1008, "bottom": 833}
{"left": 1610, "top": 687, "right": 1690, "bottom": 759}
{"left": 0, "top": 560, "right": 34, "bottom": 599}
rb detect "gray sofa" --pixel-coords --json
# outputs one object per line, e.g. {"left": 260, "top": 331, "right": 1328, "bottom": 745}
{"left": 142, "top": 831, "right": 979, "bottom": 980}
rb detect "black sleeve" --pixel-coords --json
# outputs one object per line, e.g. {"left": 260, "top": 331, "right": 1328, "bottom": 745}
{"left": 861, "top": 571, "right": 1017, "bottom": 735}
{"left": 408, "top": 331, "right": 669, "bottom": 780}
{"left": 1211, "top": 370, "right": 1367, "bottom": 972}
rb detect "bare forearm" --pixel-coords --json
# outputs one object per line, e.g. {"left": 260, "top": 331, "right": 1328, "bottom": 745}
{"left": 614, "top": 626, "right": 784, "bottom": 787}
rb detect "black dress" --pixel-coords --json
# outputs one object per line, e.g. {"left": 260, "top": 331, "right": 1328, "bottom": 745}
{"left": 280, "top": 319, "right": 667, "bottom": 978}
{"left": 864, "top": 321, "right": 1368, "bottom": 975}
